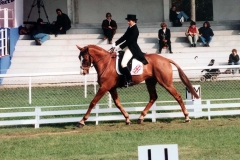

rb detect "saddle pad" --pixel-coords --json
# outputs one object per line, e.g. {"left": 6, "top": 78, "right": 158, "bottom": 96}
{"left": 116, "top": 55, "right": 143, "bottom": 75}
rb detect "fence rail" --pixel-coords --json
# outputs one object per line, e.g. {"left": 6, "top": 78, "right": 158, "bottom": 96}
{"left": 0, "top": 28, "right": 8, "bottom": 57}
{"left": 0, "top": 8, "right": 14, "bottom": 28}
{"left": 1, "top": 66, "right": 240, "bottom": 128}
{"left": 1, "top": 100, "right": 240, "bottom": 128}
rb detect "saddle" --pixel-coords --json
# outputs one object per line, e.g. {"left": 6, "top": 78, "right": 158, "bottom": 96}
{"left": 116, "top": 51, "right": 143, "bottom": 75}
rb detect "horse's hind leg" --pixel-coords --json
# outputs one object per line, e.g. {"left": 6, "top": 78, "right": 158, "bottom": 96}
{"left": 109, "top": 88, "right": 131, "bottom": 125}
{"left": 138, "top": 78, "right": 158, "bottom": 124}
{"left": 162, "top": 84, "right": 190, "bottom": 122}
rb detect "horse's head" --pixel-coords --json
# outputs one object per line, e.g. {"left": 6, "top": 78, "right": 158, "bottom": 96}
{"left": 76, "top": 45, "right": 92, "bottom": 75}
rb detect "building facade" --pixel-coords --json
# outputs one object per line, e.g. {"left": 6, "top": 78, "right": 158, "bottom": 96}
{"left": 1, "top": 0, "right": 239, "bottom": 27}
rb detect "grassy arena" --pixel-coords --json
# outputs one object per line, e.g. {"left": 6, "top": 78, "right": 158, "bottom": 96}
{"left": 1, "top": 81, "right": 240, "bottom": 159}
{"left": 0, "top": 118, "right": 240, "bottom": 160}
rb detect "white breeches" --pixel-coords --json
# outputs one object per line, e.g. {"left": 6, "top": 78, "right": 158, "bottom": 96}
{"left": 121, "top": 47, "right": 133, "bottom": 68}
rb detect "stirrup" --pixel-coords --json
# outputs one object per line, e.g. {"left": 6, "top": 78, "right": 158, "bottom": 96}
{"left": 124, "top": 81, "right": 133, "bottom": 88}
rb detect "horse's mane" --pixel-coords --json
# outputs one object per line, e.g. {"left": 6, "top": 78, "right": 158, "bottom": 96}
{"left": 88, "top": 45, "right": 109, "bottom": 53}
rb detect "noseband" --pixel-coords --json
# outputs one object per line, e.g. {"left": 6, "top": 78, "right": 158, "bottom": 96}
{"left": 79, "top": 48, "right": 92, "bottom": 72}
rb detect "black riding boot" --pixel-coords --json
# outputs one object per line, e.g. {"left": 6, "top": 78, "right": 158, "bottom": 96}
{"left": 122, "top": 67, "right": 133, "bottom": 87}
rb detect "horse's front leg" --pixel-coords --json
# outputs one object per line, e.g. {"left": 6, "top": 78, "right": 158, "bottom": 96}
{"left": 76, "top": 88, "right": 108, "bottom": 128}
{"left": 109, "top": 88, "right": 131, "bottom": 125}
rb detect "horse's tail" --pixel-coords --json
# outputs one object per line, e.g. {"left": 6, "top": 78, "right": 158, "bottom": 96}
{"left": 169, "top": 59, "right": 199, "bottom": 99}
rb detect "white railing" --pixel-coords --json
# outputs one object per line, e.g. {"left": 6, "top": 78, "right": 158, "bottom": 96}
{"left": 0, "top": 8, "right": 14, "bottom": 28}
{"left": 1, "top": 65, "right": 240, "bottom": 128}
{"left": 1, "top": 65, "right": 240, "bottom": 103}
{"left": 0, "top": 28, "right": 8, "bottom": 57}
{"left": 0, "top": 71, "right": 98, "bottom": 103}
{"left": 1, "top": 100, "right": 240, "bottom": 128}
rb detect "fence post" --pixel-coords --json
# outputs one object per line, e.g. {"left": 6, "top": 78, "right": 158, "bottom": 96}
{"left": 207, "top": 100, "right": 211, "bottom": 120}
{"left": 4, "top": 28, "right": 7, "bottom": 55}
{"left": 84, "top": 75, "right": 87, "bottom": 98}
{"left": 4, "top": 8, "right": 8, "bottom": 28}
{"left": 108, "top": 92, "right": 112, "bottom": 108}
{"left": 35, "top": 107, "right": 41, "bottom": 128}
{"left": 95, "top": 104, "right": 99, "bottom": 125}
{"left": 0, "top": 29, "right": 2, "bottom": 56}
{"left": 94, "top": 73, "right": 97, "bottom": 94}
{"left": 186, "top": 85, "right": 202, "bottom": 118}
{"left": 29, "top": 76, "right": 32, "bottom": 104}
{"left": 151, "top": 102, "right": 156, "bottom": 122}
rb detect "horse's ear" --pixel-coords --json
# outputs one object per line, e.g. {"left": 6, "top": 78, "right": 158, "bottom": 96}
{"left": 76, "top": 45, "right": 82, "bottom": 50}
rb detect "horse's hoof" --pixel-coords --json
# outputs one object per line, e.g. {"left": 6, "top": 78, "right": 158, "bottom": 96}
{"left": 126, "top": 121, "right": 131, "bottom": 125}
{"left": 137, "top": 119, "right": 144, "bottom": 124}
{"left": 76, "top": 122, "right": 85, "bottom": 128}
{"left": 185, "top": 118, "right": 191, "bottom": 123}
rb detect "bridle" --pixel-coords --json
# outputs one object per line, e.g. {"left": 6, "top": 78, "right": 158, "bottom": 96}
{"left": 79, "top": 46, "right": 113, "bottom": 76}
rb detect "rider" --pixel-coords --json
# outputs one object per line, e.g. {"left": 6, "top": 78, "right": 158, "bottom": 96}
{"left": 112, "top": 14, "right": 148, "bottom": 87}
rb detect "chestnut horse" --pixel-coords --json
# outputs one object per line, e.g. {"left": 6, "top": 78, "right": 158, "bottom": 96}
{"left": 76, "top": 45, "right": 199, "bottom": 128}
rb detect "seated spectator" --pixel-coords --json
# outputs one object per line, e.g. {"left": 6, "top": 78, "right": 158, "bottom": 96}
{"left": 52, "top": 8, "right": 71, "bottom": 37}
{"left": 170, "top": 5, "right": 190, "bottom": 27}
{"left": 199, "top": 21, "right": 214, "bottom": 47}
{"left": 102, "top": 12, "right": 117, "bottom": 44}
{"left": 228, "top": 49, "right": 239, "bottom": 65}
{"left": 158, "top": 22, "right": 173, "bottom": 54}
{"left": 32, "top": 18, "right": 50, "bottom": 45}
{"left": 185, "top": 21, "right": 199, "bottom": 47}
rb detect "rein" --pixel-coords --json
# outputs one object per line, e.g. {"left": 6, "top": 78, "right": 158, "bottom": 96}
{"left": 83, "top": 47, "right": 113, "bottom": 77}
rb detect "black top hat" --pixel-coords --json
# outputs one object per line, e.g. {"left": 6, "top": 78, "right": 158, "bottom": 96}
{"left": 125, "top": 14, "right": 138, "bottom": 20}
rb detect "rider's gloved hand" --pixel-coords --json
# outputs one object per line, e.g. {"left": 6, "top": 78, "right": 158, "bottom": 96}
{"left": 114, "top": 45, "right": 120, "bottom": 52}
{"left": 111, "top": 43, "right": 116, "bottom": 48}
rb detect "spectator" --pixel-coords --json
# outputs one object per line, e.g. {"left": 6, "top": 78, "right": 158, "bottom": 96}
{"left": 32, "top": 18, "right": 50, "bottom": 45}
{"left": 185, "top": 21, "right": 199, "bottom": 47}
{"left": 170, "top": 5, "right": 190, "bottom": 27}
{"left": 199, "top": 21, "right": 214, "bottom": 47}
{"left": 158, "top": 22, "right": 173, "bottom": 54}
{"left": 102, "top": 12, "right": 117, "bottom": 44}
{"left": 52, "top": 8, "right": 71, "bottom": 37}
{"left": 228, "top": 49, "right": 239, "bottom": 65}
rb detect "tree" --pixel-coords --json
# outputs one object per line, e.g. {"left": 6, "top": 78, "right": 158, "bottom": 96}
{"left": 172, "top": 0, "right": 213, "bottom": 21}
{"left": 191, "top": 0, "right": 196, "bottom": 21}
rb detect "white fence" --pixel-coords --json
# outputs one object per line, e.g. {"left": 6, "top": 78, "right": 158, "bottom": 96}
{"left": 1, "top": 65, "right": 240, "bottom": 128}
{"left": 0, "top": 28, "right": 8, "bottom": 57}
{"left": 1, "top": 99, "right": 240, "bottom": 128}
{"left": 0, "top": 8, "right": 14, "bottom": 28}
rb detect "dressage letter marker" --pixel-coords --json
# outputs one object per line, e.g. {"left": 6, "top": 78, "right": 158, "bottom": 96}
{"left": 138, "top": 144, "right": 178, "bottom": 160}
{"left": 164, "top": 148, "right": 168, "bottom": 160}
{"left": 148, "top": 149, "right": 152, "bottom": 160}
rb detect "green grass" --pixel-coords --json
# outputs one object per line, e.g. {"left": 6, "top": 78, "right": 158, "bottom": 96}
{"left": 0, "top": 117, "right": 240, "bottom": 160}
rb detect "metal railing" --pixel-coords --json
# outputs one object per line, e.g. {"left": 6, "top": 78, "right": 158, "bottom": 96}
{"left": 0, "top": 28, "right": 8, "bottom": 57}
{"left": 0, "top": 8, "right": 14, "bottom": 28}
{"left": 0, "top": 65, "right": 240, "bottom": 128}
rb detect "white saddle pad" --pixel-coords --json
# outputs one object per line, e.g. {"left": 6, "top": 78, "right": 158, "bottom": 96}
{"left": 116, "top": 55, "right": 143, "bottom": 75}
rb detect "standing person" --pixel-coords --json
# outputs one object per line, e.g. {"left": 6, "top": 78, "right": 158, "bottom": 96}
{"left": 112, "top": 14, "right": 148, "bottom": 87}
{"left": 52, "top": 8, "right": 71, "bottom": 37}
{"left": 102, "top": 12, "right": 117, "bottom": 44}
{"left": 199, "top": 21, "right": 214, "bottom": 47}
{"left": 158, "top": 22, "right": 173, "bottom": 54}
{"left": 170, "top": 5, "right": 190, "bottom": 26}
{"left": 185, "top": 21, "right": 199, "bottom": 47}
{"left": 32, "top": 18, "right": 50, "bottom": 45}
